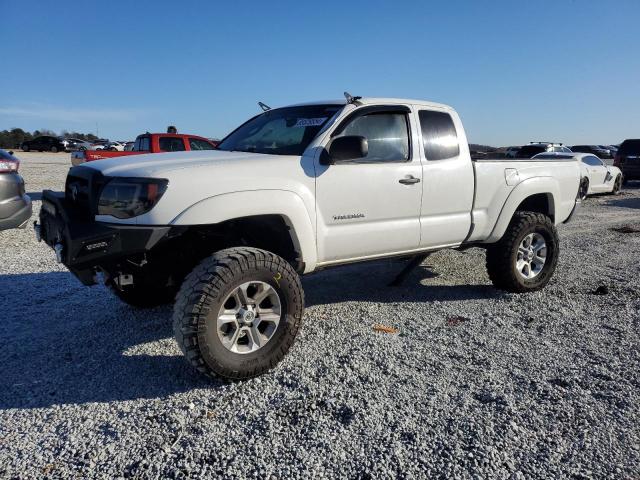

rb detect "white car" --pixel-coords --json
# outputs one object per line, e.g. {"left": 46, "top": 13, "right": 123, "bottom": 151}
{"left": 534, "top": 152, "right": 622, "bottom": 199}
{"left": 106, "top": 141, "right": 125, "bottom": 151}
{"left": 35, "top": 96, "right": 581, "bottom": 380}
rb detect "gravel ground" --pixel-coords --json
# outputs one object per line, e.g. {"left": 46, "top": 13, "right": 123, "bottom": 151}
{"left": 1, "top": 152, "right": 639, "bottom": 479}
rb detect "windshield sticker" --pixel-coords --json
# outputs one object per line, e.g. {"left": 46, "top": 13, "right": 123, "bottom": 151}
{"left": 294, "top": 118, "right": 327, "bottom": 127}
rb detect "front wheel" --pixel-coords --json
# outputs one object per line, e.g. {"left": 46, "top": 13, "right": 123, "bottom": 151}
{"left": 486, "top": 211, "right": 559, "bottom": 293}
{"left": 22, "top": 144, "right": 30, "bottom": 152}
{"left": 173, "top": 247, "right": 304, "bottom": 379}
{"left": 50, "top": 146, "right": 58, "bottom": 153}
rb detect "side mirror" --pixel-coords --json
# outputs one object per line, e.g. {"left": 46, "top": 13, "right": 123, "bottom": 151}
{"left": 324, "top": 135, "right": 368, "bottom": 164}
{"left": 8, "top": 151, "right": 14, "bottom": 156}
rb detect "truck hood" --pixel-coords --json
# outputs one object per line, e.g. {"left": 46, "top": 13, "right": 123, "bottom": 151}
{"left": 85, "top": 150, "right": 284, "bottom": 177}
{"left": 88, "top": 148, "right": 316, "bottom": 226}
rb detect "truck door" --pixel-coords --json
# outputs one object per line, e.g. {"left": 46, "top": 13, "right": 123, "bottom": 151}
{"left": 315, "top": 105, "right": 423, "bottom": 263}
{"left": 416, "top": 108, "right": 474, "bottom": 247}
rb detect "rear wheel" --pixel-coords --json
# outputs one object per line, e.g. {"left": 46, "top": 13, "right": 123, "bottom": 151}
{"left": 50, "top": 146, "right": 58, "bottom": 153}
{"left": 486, "top": 211, "right": 559, "bottom": 293}
{"left": 173, "top": 247, "right": 304, "bottom": 379}
{"left": 22, "top": 144, "right": 29, "bottom": 152}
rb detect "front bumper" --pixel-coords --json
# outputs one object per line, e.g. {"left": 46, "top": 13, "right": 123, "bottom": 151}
{"left": 35, "top": 190, "right": 173, "bottom": 285}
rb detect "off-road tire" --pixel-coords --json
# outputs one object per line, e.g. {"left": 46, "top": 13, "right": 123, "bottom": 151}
{"left": 173, "top": 247, "right": 304, "bottom": 380}
{"left": 22, "top": 144, "right": 29, "bottom": 152}
{"left": 108, "top": 282, "right": 177, "bottom": 308}
{"left": 50, "top": 146, "right": 58, "bottom": 153}
{"left": 486, "top": 211, "right": 559, "bottom": 293}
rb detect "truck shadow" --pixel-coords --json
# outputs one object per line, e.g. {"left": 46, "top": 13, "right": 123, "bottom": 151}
{"left": 0, "top": 261, "right": 499, "bottom": 409}
{"left": 0, "top": 271, "right": 217, "bottom": 410}
{"left": 304, "top": 259, "right": 502, "bottom": 307}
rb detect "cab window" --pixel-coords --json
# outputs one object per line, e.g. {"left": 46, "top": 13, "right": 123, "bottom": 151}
{"left": 189, "top": 138, "right": 216, "bottom": 150}
{"left": 337, "top": 112, "right": 410, "bottom": 162}
{"left": 133, "top": 136, "right": 150, "bottom": 151}
{"left": 418, "top": 110, "right": 460, "bottom": 160}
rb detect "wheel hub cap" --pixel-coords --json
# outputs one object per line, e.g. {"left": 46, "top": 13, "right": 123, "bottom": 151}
{"left": 516, "top": 232, "right": 547, "bottom": 280}
{"left": 216, "top": 281, "right": 281, "bottom": 354}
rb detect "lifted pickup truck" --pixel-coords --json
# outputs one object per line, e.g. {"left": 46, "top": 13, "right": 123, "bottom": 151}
{"left": 35, "top": 96, "right": 580, "bottom": 380}
{"left": 71, "top": 133, "right": 218, "bottom": 166}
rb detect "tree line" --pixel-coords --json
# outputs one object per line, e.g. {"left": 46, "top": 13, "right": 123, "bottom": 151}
{"left": 0, "top": 128, "right": 99, "bottom": 149}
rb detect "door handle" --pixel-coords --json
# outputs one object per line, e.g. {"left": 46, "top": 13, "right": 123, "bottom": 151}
{"left": 399, "top": 175, "right": 420, "bottom": 185}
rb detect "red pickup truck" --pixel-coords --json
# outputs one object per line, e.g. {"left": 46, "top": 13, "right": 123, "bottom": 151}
{"left": 71, "top": 133, "right": 218, "bottom": 166}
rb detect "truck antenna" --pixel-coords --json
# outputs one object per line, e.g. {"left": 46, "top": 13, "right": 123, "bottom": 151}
{"left": 258, "top": 102, "right": 271, "bottom": 112}
{"left": 344, "top": 91, "right": 362, "bottom": 104}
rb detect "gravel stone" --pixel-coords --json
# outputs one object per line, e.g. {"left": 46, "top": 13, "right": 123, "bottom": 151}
{"left": 0, "top": 152, "right": 638, "bottom": 478}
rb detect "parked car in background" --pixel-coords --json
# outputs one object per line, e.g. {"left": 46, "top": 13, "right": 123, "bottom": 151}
{"left": 534, "top": 152, "right": 622, "bottom": 200}
{"left": 570, "top": 145, "right": 613, "bottom": 160}
{"left": 0, "top": 149, "right": 32, "bottom": 231}
{"left": 615, "top": 139, "right": 640, "bottom": 184}
{"left": 92, "top": 140, "right": 111, "bottom": 150}
{"left": 71, "top": 132, "right": 218, "bottom": 165}
{"left": 62, "top": 138, "right": 93, "bottom": 152}
{"left": 106, "top": 141, "right": 125, "bottom": 151}
{"left": 21, "top": 135, "right": 66, "bottom": 153}
{"left": 516, "top": 142, "right": 571, "bottom": 158}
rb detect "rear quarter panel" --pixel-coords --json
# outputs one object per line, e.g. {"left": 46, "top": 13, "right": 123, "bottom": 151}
{"left": 469, "top": 159, "right": 580, "bottom": 243}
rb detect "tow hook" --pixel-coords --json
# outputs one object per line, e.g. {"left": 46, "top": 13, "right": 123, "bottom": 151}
{"left": 33, "top": 221, "right": 41, "bottom": 242}
{"left": 54, "top": 243, "right": 64, "bottom": 263}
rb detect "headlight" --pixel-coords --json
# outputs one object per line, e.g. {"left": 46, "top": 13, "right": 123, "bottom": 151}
{"left": 97, "top": 178, "right": 168, "bottom": 219}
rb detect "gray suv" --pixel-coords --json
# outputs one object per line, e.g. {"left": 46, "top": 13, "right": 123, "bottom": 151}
{"left": 0, "top": 149, "right": 32, "bottom": 231}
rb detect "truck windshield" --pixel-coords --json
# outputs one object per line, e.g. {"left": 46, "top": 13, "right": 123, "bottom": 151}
{"left": 217, "top": 104, "right": 343, "bottom": 156}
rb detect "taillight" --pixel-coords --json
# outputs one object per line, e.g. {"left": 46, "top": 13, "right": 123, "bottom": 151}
{"left": 0, "top": 160, "right": 19, "bottom": 173}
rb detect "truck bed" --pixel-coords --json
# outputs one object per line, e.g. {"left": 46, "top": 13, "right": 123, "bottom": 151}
{"left": 468, "top": 157, "right": 580, "bottom": 243}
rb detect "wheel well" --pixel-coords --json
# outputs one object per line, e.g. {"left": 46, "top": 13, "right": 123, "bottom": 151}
{"left": 173, "top": 215, "right": 301, "bottom": 271}
{"left": 515, "top": 193, "right": 554, "bottom": 222}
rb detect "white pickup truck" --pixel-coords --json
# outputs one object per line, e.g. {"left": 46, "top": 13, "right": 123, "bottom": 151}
{"left": 35, "top": 96, "right": 580, "bottom": 379}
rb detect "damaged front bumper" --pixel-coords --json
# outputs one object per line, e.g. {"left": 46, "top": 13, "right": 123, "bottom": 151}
{"left": 35, "top": 190, "right": 177, "bottom": 285}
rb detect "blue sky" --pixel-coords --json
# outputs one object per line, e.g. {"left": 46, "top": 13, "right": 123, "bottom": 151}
{"left": 1, "top": 0, "right": 638, "bottom": 146}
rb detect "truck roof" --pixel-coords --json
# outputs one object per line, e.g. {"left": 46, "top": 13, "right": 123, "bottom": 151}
{"left": 286, "top": 97, "right": 453, "bottom": 111}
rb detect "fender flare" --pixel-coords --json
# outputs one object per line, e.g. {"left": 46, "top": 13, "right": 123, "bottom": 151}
{"left": 170, "top": 189, "right": 317, "bottom": 272}
{"left": 485, "top": 177, "right": 558, "bottom": 243}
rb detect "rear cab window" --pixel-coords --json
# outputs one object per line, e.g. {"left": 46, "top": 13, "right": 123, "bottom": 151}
{"left": 418, "top": 110, "right": 460, "bottom": 160}
{"left": 159, "top": 137, "right": 186, "bottom": 152}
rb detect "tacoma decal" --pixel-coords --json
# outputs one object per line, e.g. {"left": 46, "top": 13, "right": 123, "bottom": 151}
{"left": 332, "top": 213, "right": 365, "bottom": 221}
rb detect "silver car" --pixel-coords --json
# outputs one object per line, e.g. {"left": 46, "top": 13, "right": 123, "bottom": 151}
{"left": 0, "top": 149, "right": 32, "bottom": 231}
